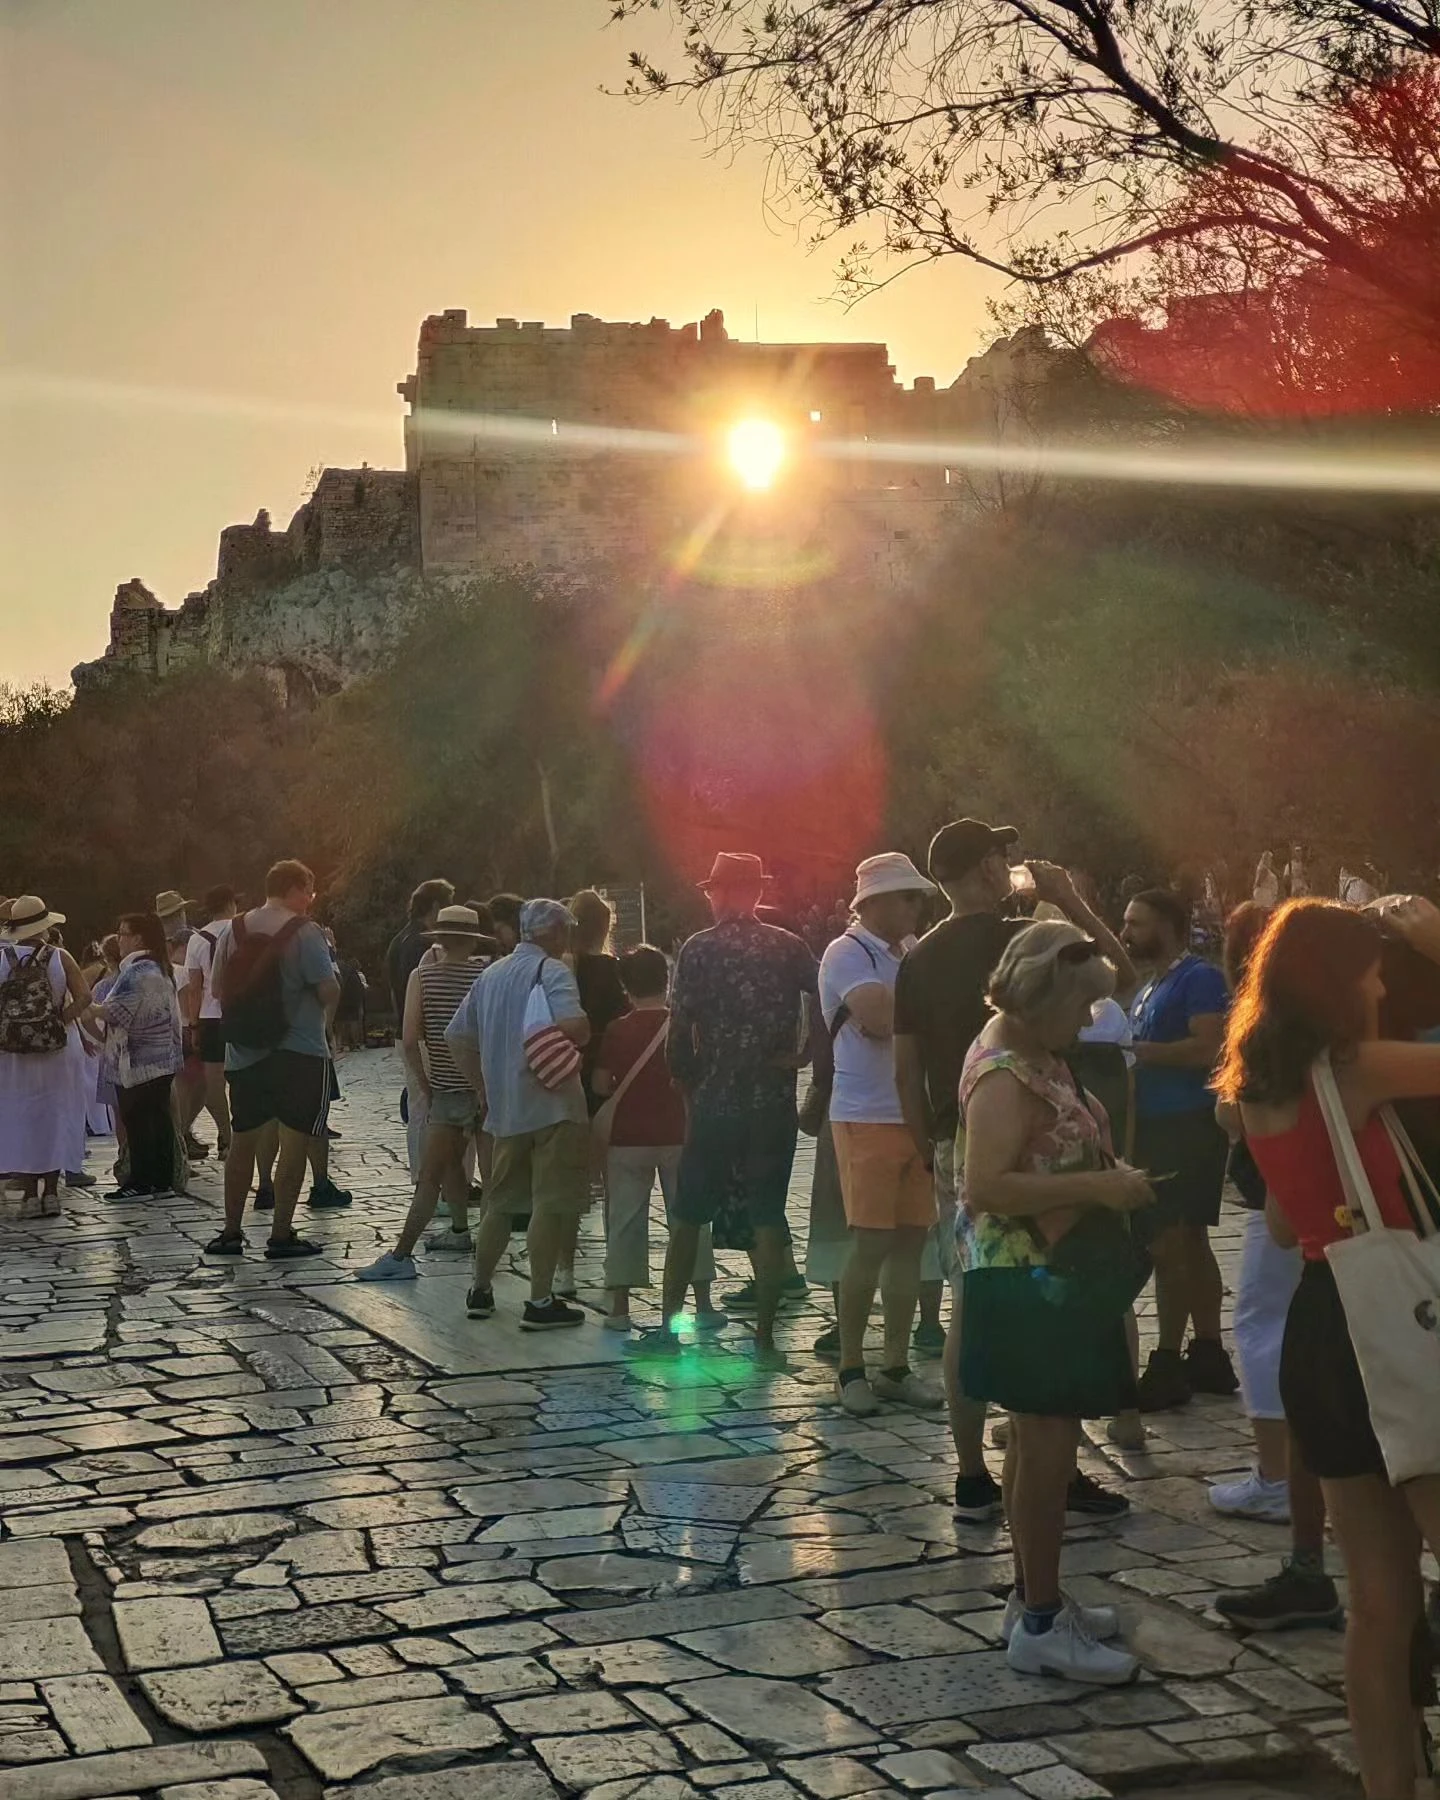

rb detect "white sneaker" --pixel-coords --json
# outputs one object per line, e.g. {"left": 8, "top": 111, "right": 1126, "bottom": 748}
{"left": 1006, "top": 1604, "right": 1138, "bottom": 1685}
{"left": 1002, "top": 1591, "right": 1120, "bottom": 1644}
{"left": 1208, "top": 1469, "right": 1290, "bottom": 1522}
{"left": 870, "top": 1369, "right": 945, "bottom": 1410}
{"left": 424, "top": 1227, "right": 472, "bottom": 1253}
{"left": 356, "top": 1251, "right": 418, "bottom": 1282}
{"left": 836, "top": 1376, "right": 880, "bottom": 1417}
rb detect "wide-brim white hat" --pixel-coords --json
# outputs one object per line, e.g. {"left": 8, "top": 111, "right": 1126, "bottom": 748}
{"left": 2, "top": 896, "right": 66, "bottom": 942}
{"left": 852, "top": 853, "right": 936, "bottom": 908}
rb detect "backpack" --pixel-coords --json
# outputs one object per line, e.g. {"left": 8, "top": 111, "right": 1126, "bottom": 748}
{"left": 218, "top": 913, "right": 304, "bottom": 1052}
{"left": 0, "top": 944, "right": 68, "bottom": 1055}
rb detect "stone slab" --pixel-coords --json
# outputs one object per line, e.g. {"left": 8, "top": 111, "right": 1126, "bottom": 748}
{"left": 548, "top": 1588, "right": 814, "bottom": 1645}
{"left": 320, "top": 1769, "right": 556, "bottom": 1800}
{"left": 0, "top": 1740, "right": 267, "bottom": 1800}
{"left": 113, "top": 1599, "right": 221, "bottom": 1672}
{"left": 819, "top": 1653, "right": 1090, "bottom": 1727}
{"left": 0, "top": 1620, "right": 103, "bottom": 1682}
{"left": 141, "top": 1661, "right": 300, "bottom": 1732}
{"left": 40, "top": 1676, "right": 151, "bottom": 1754}
{"left": 0, "top": 1543, "right": 73, "bottom": 1591}
{"left": 285, "top": 1695, "right": 504, "bottom": 1782}
{"left": 674, "top": 1621, "right": 869, "bottom": 1678}
{"left": 675, "top": 1677, "right": 876, "bottom": 1754}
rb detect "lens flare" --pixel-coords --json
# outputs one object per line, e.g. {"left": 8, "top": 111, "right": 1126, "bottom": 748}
{"left": 726, "top": 419, "right": 785, "bottom": 490}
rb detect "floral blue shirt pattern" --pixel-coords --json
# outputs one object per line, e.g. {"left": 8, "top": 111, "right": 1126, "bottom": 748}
{"left": 668, "top": 916, "right": 818, "bottom": 1118}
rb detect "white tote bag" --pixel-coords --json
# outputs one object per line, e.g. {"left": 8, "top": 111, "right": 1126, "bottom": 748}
{"left": 1311, "top": 1052, "right": 1440, "bottom": 1484}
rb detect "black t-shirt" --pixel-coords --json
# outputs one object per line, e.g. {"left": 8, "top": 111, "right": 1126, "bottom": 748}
{"left": 576, "top": 951, "right": 630, "bottom": 1108}
{"left": 893, "top": 912, "right": 1022, "bottom": 1142}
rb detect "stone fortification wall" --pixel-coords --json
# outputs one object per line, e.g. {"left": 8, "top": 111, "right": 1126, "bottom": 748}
{"left": 76, "top": 310, "right": 1064, "bottom": 692}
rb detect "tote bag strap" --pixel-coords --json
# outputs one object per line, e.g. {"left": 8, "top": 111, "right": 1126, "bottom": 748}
{"left": 609, "top": 1017, "right": 668, "bottom": 1113}
{"left": 1379, "top": 1106, "right": 1440, "bottom": 1240}
{"left": 1310, "top": 1052, "right": 1390, "bottom": 1237}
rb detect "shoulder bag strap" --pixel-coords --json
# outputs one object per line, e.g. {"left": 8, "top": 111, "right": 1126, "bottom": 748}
{"left": 609, "top": 1018, "right": 669, "bottom": 1112}
{"left": 1380, "top": 1106, "right": 1440, "bottom": 1240}
{"left": 828, "top": 932, "right": 880, "bottom": 1041}
{"left": 1311, "top": 1051, "right": 1389, "bottom": 1236}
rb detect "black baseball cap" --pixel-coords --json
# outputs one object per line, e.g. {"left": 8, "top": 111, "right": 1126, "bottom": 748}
{"left": 927, "top": 818, "right": 1019, "bottom": 882}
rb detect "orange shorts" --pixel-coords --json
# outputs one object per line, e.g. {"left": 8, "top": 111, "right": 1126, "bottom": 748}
{"left": 831, "top": 1121, "right": 937, "bottom": 1231}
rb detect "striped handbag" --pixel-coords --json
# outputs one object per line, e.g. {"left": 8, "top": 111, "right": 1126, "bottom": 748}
{"left": 523, "top": 960, "right": 582, "bottom": 1091}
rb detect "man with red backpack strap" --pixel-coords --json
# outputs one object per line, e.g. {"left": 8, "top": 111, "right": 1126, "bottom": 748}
{"left": 205, "top": 860, "right": 340, "bottom": 1260}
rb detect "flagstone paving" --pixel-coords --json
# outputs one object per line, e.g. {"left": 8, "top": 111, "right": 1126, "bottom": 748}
{"left": 0, "top": 1049, "right": 1409, "bottom": 1798}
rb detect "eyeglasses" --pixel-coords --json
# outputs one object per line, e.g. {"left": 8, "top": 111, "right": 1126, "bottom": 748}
{"left": 1056, "top": 938, "right": 1101, "bottom": 965}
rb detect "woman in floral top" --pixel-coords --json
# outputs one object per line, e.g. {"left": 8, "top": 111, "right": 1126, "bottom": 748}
{"left": 959, "top": 921, "right": 1153, "bottom": 1688}
{"left": 92, "top": 912, "right": 183, "bottom": 1201}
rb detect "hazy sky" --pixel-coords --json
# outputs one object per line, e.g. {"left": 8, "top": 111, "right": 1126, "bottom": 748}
{"left": 1, "top": 0, "right": 998, "bottom": 686}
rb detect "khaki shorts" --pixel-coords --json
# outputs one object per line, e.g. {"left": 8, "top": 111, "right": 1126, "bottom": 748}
{"left": 486, "top": 1120, "right": 591, "bottom": 1220}
{"left": 832, "top": 1121, "right": 936, "bottom": 1231}
{"left": 933, "top": 1136, "right": 961, "bottom": 1284}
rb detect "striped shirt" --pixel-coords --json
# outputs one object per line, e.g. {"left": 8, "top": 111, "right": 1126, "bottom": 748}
{"left": 419, "top": 958, "right": 486, "bottom": 1090}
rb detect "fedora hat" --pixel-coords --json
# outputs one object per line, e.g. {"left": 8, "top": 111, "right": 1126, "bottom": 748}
{"left": 424, "top": 905, "right": 490, "bottom": 940}
{"left": 153, "top": 890, "right": 196, "bottom": 919}
{"left": 3, "top": 896, "right": 66, "bottom": 943}
{"left": 852, "top": 852, "right": 936, "bottom": 909}
{"left": 697, "top": 852, "right": 773, "bottom": 893}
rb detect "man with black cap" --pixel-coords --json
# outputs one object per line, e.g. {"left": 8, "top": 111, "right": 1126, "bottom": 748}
{"left": 895, "top": 818, "right": 1134, "bottom": 1521}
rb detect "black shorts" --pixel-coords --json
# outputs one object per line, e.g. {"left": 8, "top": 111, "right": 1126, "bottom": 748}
{"left": 227, "top": 1050, "right": 332, "bottom": 1139}
{"left": 1279, "top": 1258, "right": 1387, "bottom": 1481}
{"left": 197, "top": 1019, "right": 226, "bottom": 1066}
{"left": 673, "top": 1105, "right": 798, "bottom": 1233}
{"left": 1134, "top": 1108, "right": 1229, "bottom": 1230}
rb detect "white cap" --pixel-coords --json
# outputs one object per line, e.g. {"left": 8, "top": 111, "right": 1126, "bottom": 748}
{"left": 852, "top": 853, "right": 936, "bottom": 908}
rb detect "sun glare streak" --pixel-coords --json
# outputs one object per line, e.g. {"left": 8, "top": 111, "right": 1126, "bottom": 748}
{"left": 726, "top": 419, "right": 786, "bottom": 489}
{"left": 8, "top": 368, "right": 1440, "bottom": 495}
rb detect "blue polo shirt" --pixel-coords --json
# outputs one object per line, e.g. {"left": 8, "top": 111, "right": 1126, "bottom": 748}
{"left": 1130, "top": 955, "right": 1228, "bottom": 1118}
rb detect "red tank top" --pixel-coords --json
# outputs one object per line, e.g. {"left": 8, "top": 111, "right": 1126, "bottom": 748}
{"left": 1247, "top": 1078, "right": 1413, "bottom": 1261}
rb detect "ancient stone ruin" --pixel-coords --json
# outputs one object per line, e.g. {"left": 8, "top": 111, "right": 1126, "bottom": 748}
{"left": 73, "top": 310, "right": 1062, "bottom": 693}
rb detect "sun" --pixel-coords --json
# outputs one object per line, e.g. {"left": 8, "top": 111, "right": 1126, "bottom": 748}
{"left": 726, "top": 418, "right": 786, "bottom": 490}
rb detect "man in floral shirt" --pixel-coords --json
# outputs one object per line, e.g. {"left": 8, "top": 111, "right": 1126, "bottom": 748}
{"left": 632, "top": 853, "right": 817, "bottom": 1361}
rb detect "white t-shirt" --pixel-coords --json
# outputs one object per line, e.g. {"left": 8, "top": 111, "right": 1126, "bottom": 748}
{"left": 1080, "top": 997, "right": 1135, "bottom": 1066}
{"left": 818, "top": 926, "right": 907, "bottom": 1125}
{"left": 183, "top": 922, "right": 231, "bottom": 1020}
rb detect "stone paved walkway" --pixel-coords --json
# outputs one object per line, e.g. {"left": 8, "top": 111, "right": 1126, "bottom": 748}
{"left": 0, "top": 1048, "right": 1405, "bottom": 1800}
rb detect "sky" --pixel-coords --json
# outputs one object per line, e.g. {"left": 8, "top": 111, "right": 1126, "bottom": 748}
{"left": 0, "top": 0, "right": 999, "bottom": 687}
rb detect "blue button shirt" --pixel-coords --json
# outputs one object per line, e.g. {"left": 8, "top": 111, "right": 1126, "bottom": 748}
{"left": 1130, "top": 956, "right": 1229, "bottom": 1118}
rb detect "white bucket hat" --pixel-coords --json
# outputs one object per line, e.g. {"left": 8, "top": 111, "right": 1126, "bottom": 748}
{"left": 852, "top": 853, "right": 936, "bottom": 909}
{"left": 2, "top": 896, "right": 67, "bottom": 942}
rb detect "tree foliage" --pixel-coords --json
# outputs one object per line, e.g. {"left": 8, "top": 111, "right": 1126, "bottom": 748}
{"left": 612, "top": 0, "right": 1440, "bottom": 345}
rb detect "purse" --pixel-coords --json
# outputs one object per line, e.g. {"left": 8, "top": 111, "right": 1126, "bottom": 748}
{"left": 523, "top": 959, "right": 582, "bottom": 1091}
{"left": 1312, "top": 1051, "right": 1440, "bottom": 1485}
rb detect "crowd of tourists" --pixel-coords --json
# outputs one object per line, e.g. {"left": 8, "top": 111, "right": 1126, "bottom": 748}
{"left": 4, "top": 820, "right": 1440, "bottom": 1796}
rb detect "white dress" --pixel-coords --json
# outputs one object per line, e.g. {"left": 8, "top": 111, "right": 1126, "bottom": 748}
{"left": 0, "top": 947, "right": 86, "bottom": 1176}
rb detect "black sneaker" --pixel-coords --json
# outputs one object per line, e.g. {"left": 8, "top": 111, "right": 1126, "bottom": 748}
{"left": 1067, "top": 1471, "right": 1130, "bottom": 1519}
{"left": 308, "top": 1179, "right": 353, "bottom": 1211}
{"left": 323, "top": 1126, "right": 341, "bottom": 1140}
{"left": 253, "top": 1183, "right": 275, "bottom": 1213}
{"left": 954, "top": 1469, "right": 1004, "bottom": 1522}
{"left": 466, "top": 1286, "right": 495, "bottom": 1319}
{"left": 264, "top": 1234, "right": 324, "bottom": 1261}
{"left": 184, "top": 1133, "right": 209, "bottom": 1160}
{"left": 521, "top": 1298, "right": 585, "bottom": 1331}
{"left": 1213, "top": 1559, "right": 1344, "bottom": 1633}
{"left": 203, "top": 1232, "right": 246, "bottom": 1256}
{"left": 1184, "top": 1337, "right": 1241, "bottom": 1396}
{"left": 813, "top": 1324, "right": 841, "bottom": 1363}
{"left": 106, "top": 1185, "right": 153, "bottom": 1202}
{"left": 724, "top": 1275, "right": 806, "bottom": 1313}
{"left": 1137, "top": 1347, "right": 1192, "bottom": 1412}
{"left": 912, "top": 1319, "right": 946, "bottom": 1360}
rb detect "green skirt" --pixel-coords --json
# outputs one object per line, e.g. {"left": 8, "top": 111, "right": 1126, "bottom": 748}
{"left": 961, "top": 1266, "right": 1137, "bottom": 1419}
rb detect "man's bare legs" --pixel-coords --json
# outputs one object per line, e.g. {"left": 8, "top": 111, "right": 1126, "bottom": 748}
{"left": 944, "top": 1279, "right": 990, "bottom": 1479}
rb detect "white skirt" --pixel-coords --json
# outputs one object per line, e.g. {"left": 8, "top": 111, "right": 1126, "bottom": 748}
{"left": 1233, "top": 1206, "right": 1303, "bottom": 1421}
{"left": 0, "top": 1043, "right": 86, "bottom": 1175}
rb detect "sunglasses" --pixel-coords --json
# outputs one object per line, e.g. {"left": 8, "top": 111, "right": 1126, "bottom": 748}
{"left": 1057, "top": 938, "right": 1101, "bottom": 965}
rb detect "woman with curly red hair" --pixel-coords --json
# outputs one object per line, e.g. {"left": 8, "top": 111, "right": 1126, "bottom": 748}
{"left": 1216, "top": 895, "right": 1440, "bottom": 1799}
